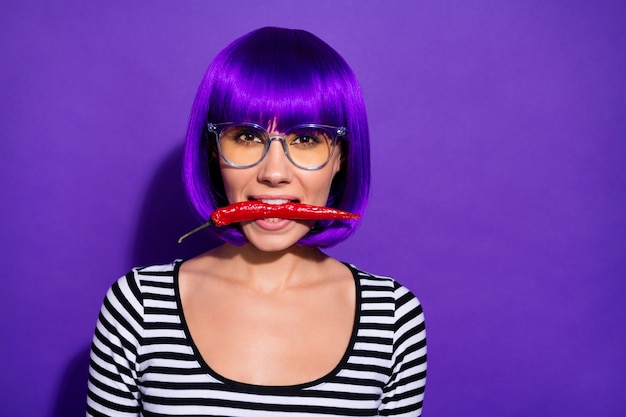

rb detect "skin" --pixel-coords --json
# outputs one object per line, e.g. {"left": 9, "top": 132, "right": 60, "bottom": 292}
{"left": 179, "top": 120, "right": 356, "bottom": 386}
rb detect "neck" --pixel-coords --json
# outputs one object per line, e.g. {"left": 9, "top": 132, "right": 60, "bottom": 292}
{"left": 211, "top": 243, "right": 329, "bottom": 294}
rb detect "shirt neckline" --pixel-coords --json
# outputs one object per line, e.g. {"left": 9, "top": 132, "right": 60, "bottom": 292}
{"left": 172, "top": 259, "right": 362, "bottom": 393}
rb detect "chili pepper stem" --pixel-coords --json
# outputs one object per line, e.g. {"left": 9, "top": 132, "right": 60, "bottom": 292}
{"left": 177, "top": 219, "right": 214, "bottom": 244}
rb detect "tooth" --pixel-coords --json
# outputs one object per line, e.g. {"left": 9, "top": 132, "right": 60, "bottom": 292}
{"left": 261, "top": 199, "right": 289, "bottom": 205}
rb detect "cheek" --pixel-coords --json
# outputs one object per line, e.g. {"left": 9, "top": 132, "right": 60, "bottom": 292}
{"left": 219, "top": 165, "right": 248, "bottom": 203}
{"left": 303, "top": 171, "right": 338, "bottom": 204}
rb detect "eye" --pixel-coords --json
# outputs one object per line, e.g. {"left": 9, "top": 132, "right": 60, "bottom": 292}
{"left": 288, "top": 128, "right": 330, "bottom": 148}
{"left": 235, "top": 131, "right": 263, "bottom": 143}
{"left": 222, "top": 126, "right": 265, "bottom": 146}
{"left": 291, "top": 135, "right": 320, "bottom": 146}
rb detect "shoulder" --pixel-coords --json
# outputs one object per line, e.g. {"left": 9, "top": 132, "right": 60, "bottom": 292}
{"left": 133, "top": 260, "right": 181, "bottom": 278}
{"left": 347, "top": 264, "right": 422, "bottom": 304}
{"left": 102, "top": 261, "right": 181, "bottom": 310}
{"left": 347, "top": 264, "right": 425, "bottom": 327}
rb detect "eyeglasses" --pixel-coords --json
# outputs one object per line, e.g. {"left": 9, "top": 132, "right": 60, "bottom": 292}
{"left": 207, "top": 122, "right": 346, "bottom": 170}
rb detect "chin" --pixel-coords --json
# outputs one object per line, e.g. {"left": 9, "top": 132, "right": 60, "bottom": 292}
{"left": 241, "top": 221, "right": 312, "bottom": 253}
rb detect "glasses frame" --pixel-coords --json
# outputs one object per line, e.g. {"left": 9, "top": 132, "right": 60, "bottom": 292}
{"left": 207, "top": 122, "right": 346, "bottom": 171}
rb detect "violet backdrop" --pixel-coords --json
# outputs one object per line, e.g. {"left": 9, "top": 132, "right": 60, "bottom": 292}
{"left": 1, "top": 1, "right": 625, "bottom": 416}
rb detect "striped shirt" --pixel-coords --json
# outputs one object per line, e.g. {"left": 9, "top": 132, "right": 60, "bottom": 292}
{"left": 87, "top": 260, "right": 427, "bottom": 416}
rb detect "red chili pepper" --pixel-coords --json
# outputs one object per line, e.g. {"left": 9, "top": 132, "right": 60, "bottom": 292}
{"left": 212, "top": 201, "right": 359, "bottom": 226}
{"left": 178, "top": 202, "right": 359, "bottom": 243}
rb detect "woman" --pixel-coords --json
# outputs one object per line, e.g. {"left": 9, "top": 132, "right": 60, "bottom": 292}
{"left": 87, "top": 27, "right": 427, "bottom": 416}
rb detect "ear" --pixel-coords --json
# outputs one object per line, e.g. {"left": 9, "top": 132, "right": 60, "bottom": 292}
{"left": 208, "top": 139, "right": 220, "bottom": 162}
{"left": 331, "top": 149, "right": 343, "bottom": 178}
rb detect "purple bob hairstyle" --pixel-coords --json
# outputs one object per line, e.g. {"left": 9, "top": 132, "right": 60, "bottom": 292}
{"left": 183, "top": 27, "right": 370, "bottom": 248}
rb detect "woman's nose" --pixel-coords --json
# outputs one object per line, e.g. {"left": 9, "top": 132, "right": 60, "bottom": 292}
{"left": 257, "top": 139, "right": 293, "bottom": 185}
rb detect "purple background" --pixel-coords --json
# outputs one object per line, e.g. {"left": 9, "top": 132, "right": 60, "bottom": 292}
{"left": 2, "top": 1, "right": 625, "bottom": 416}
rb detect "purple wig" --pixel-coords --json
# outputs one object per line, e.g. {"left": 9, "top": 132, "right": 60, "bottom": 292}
{"left": 183, "top": 27, "right": 370, "bottom": 248}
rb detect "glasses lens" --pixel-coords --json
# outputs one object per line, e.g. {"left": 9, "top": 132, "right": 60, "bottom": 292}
{"left": 218, "top": 125, "right": 267, "bottom": 167}
{"left": 285, "top": 126, "right": 334, "bottom": 169}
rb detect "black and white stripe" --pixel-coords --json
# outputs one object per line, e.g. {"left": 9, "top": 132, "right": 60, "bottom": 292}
{"left": 87, "top": 261, "right": 427, "bottom": 416}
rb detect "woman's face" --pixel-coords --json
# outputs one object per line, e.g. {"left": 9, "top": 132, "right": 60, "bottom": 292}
{"left": 219, "top": 119, "right": 343, "bottom": 252}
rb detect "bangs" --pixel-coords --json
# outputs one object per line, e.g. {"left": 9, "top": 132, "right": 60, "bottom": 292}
{"left": 206, "top": 29, "right": 351, "bottom": 130}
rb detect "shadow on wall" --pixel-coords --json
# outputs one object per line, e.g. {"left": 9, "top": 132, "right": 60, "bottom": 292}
{"left": 132, "top": 143, "right": 223, "bottom": 267}
{"left": 51, "top": 345, "right": 91, "bottom": 417}
{"left": 51, "top": 144, "right": 222, "bottom": 416}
